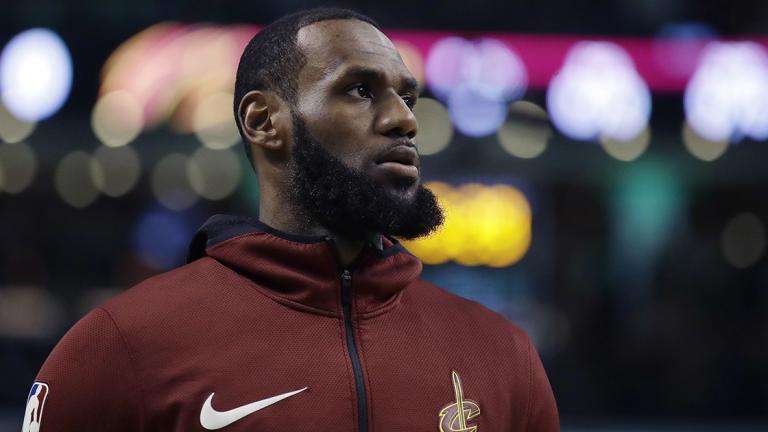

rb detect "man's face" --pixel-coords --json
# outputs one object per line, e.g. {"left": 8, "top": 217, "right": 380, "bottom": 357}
{"left": 285, "top": 19, "right": 443, "bottom": 239}
{"left": 293, "top": 19, "right": 421, "bottom": 199}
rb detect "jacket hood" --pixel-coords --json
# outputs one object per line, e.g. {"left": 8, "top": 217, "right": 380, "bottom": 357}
{"left": 187, "top": 214, "right": 423, "bottom": 317}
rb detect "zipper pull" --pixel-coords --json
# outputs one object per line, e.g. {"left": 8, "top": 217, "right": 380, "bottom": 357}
{"left": 341, "top": 269, "right": 351, "bottom": 282}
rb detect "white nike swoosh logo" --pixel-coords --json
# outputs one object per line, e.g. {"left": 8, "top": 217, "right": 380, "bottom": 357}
{"left": 199, "top": 387, "right": 307, "bottom": 430}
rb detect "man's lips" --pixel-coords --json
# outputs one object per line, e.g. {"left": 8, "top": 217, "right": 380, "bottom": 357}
{"left": 375, "top": 144, "right": 419, "bottom": 168}
{"left": 374, "top": 143, "right": 420, "bottom": 180}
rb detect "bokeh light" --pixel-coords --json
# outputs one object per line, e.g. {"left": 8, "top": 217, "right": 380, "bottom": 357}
{"left": 721, "top": 212, "right": 766, "bottom": 269}
{"left": 55, "top": 151, "right": 100, "bottom": 208}
{"left": 392, "top": 39, "right": 425, "bottom": 86}
{"left": 447, "top": 84, "right": 508, "bottom": 137}
{"left": 193, "top": 92, "right": 240, "bottom": 150}
{"left": 403, "top": 182, "right": 532, "bottom": 267}
{"left": 100, "top": 24, "right": 251, "bottom": 132}
{"left": 426, "top": 37, "right": 527, "bottom": 101}
{"left": 427, "top": 37, "right": 528, "bottom": 137}
{"left": 152, "top": 153, "right": 198, "bottom": 210}
{"left": 91, "top": 90, "right": 144, "bottom": 147}
{"left": 547, "top": 41, "right": 651, "bottom": 141}
{"left": 458, "top": 183, "right": 532, "bottom": 267}
{"left": 0, "top": 28, "right": 73, "bottom": 121}
{"left": 187, "top": 147, "right": 242, "bottom": 200}
{"left": 682, "top": 121, "right": 728, "bottom": 161}
{"left": 100, "top": 23, "right": 179, "bottom": 127}
{"left": 684, "top": 41, "right": 768, "bottom": 142}
{"left": 89, "top": 145, "right": 142, "bottom": 197}
{"left": 425, "top": 37, "right": 473, "bottom": 99}
{"left": 0, "top": 103, "right": 36, "bottom": 143}
{"left": 600, "top": 127, "right": 651, "bottom": 162}
{"left": 497, "top": 101, "right": 551, "bottom": 159}
{"left": 413, "top": 97, "right": 453, "bottom": 155}
{"left": 403, "top": 182, "right": 459, "bottom": 265}
{"left": 0, "top": 286, "right": 63, "bottom": 338}
{"left": 0, "top": 141, "right": 37, "bottom": 194}
{"left": 132, "top": 208, "right": 194, "bottom": 270}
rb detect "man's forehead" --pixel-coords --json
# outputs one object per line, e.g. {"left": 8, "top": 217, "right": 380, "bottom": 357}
{"left": 297, "top": 19, "right": 405, "bottom": 76}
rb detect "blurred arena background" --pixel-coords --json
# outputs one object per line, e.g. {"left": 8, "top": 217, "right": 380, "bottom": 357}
{"left": 1, "top": 0, "right": 767, "bottom": 430}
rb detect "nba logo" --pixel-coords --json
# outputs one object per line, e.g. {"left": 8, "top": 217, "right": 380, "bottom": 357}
{"left": 22, "top": 383, "right": 49, "bottom": 432}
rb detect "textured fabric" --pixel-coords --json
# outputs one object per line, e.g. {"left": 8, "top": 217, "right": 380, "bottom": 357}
{"left": 32, "top": 215, "right": 559, "bottom": 431}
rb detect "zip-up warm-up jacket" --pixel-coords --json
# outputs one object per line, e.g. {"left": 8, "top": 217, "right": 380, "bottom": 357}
{"left": 27, "top": 215, "right": 559, "bottom": 431}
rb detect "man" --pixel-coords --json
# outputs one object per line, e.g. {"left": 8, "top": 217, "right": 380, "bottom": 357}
{"left": 25, "top": 8, "right": 559, "bottom": 431}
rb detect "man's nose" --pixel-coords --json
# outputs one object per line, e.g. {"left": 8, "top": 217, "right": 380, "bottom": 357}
{"left": 375, "top": 91, "right": 418, "bottom": 140}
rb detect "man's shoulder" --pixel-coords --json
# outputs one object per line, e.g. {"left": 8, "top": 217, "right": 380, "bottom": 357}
{"left": 109, "top": 256, "right": 216, "bottom": 295}
{"left": 98, "top": 256, "right": 235, "bottom": 324}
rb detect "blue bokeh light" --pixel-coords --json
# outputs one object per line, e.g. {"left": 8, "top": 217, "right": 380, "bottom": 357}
{"left": 447, "top": 85, "right": 508, "bottom": 137}
{"left": 132, "top": 207, "right": 199, "bottom": 270}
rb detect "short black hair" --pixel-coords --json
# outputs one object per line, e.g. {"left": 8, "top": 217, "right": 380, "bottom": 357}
{"left": 233, "top": 8, "right": 380, "bottom": 161}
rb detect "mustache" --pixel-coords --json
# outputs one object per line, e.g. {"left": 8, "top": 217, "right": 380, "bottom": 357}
{"left": 373, "top": 137, "right": 420, "bottom": 171}
{"left": 376, "top": 137, "right": 416, "bottom": 156}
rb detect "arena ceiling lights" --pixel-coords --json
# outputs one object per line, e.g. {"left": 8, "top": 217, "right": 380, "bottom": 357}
{"left": 98, "top": 24, "right": 768, "bottom": 148}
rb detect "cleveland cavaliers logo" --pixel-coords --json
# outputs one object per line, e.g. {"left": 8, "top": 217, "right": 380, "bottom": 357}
{"left": 438, "top": 371, "right": 480, "bottom": 432}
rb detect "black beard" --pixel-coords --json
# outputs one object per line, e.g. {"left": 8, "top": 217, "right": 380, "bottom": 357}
{"left": 287, "top": 114, "right": 444, "bottom": 240}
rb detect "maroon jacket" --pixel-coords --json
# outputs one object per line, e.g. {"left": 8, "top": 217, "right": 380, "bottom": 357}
{"left": 28, "top": 215, "right": 559, "bottom": 431}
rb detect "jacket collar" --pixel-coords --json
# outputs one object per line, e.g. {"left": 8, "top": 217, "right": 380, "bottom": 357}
{"left": 187, "top": 214, "right": 422, "bottom": 317}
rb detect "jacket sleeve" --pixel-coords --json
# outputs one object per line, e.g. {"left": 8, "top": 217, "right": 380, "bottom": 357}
{"left": 525, "top": 336, "right": 560, "bottom": 431}
{"left": 25, "top": 307, "right": 144, "bottom": 432}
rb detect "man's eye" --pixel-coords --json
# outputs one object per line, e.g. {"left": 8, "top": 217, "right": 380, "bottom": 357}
{"left": 401, "top": 95, "right": 416, "bottom": 109}
{"left": 349, "top": 85, "right": 372, "bottom": 99}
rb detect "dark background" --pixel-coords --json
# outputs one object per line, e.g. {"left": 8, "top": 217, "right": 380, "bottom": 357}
{"left": 1, "top": 0, "right": 767, "bottom": 430}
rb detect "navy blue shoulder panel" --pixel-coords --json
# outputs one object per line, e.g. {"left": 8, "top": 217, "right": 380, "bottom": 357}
{"left": 187, "top": 214, "right": 412, "bottom": 263}
{"left": 377, "top": 236, "right": 411, "bottom": 258}
{"left": 187, "top": 215, "right": 258, "bottom": 262}
{"left": 187, "top": 214, "right": 330, "bottom": 262}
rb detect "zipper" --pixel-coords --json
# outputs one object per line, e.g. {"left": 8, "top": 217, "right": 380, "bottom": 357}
{"left": 341, "top": 269, "right": 368, "bottom": 432}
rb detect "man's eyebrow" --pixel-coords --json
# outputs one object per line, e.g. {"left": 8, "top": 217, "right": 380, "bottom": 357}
{"left": 336, "top": 66, "right": 420, "bottom": 93}
{"left": 401, "top": 76, "right": 419, "bottom": 94}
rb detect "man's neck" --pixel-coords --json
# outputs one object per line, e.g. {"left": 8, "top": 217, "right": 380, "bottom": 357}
{"left": 258, "top": 199, "right": 379, "bottom": 268}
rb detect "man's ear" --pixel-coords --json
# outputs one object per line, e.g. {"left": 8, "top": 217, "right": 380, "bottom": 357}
{"left": 238, "top": 90, "right": 287, "bottom": 152}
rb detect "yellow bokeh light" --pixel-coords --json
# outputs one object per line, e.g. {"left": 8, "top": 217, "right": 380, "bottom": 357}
{"left": 403, "top": 182, "right": 532, "bottom": 267}
{"left": 454, "top": 183, "right": 488, "bottom": 266}
{"left": 193, "top": 92, "right": 240, "bottom": 150}
{"left": 91, "top": 90, "right": 144, "bottom": 147}
{"left": 600, "top": 127, "right": 651, "bottom": 162}
{"left": 55, "top": 151, "right": 99, "bottom": 208}
{"left": 497, "top": 101, "right": 551, "bottom": 159}
{"left": 682, "top": 121, "right": 728, "bottom": 161}
{"left": 187, "top": 147, "right": 242, "bottom": 200}
{"left": 89, "top": 145, "right": 142, "bottom": 197}
{"left": 413, "top": 98, "right": 453, "bottom": 156}
{"left": 402, "top": 182, "right": 456, "bottom": 265}
{"left": 0, "top": 103, "right": 36, "bottom": 144}
{"left": 0, "top": 141, "right": 37, "bottom": 194}
{"left": 152, "top": 153, "right": 198, "bottom": 210}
